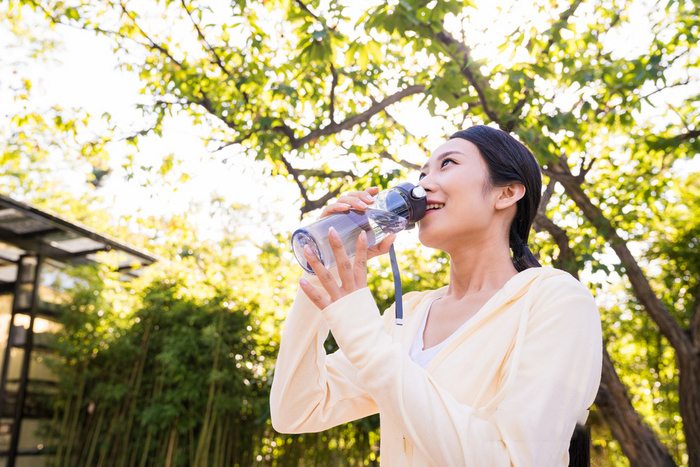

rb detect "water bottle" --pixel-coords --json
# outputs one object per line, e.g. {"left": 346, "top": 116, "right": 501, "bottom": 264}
{"left": 291, "top": 182, "right": 427, "bottom": 274}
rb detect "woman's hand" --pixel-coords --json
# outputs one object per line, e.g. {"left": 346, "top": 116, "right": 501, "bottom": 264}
{"left": 299, "top": 187, "right": 395, "bottom": 309}
{"left": 318, "top": 187, "right": 379, "bottom": 219}
{"left": 317, "top": 186, "right": 394, "bottom": 261}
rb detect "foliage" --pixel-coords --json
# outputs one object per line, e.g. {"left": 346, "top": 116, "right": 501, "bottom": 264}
{"left": 45, "top": 258, "right": 274, "bottom": 465}
{"left": 4, "top": 0, "right": 700, "bottom": 464}
{"left": 43, "top": 218, "right": 393, "bottom": 465}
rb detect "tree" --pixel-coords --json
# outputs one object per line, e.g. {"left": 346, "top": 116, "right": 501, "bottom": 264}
{"left": 9, "top": 0, "right": 700, "bottom": 464}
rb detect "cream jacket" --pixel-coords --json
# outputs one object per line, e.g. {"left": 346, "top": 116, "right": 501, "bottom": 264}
{"left": 270, "top": 267, "right": 602, "bottom": 466}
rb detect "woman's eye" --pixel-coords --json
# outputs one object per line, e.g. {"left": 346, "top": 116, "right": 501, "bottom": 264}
{"left": 418, "top": 172, "right": 426, "bottom": 180}
{"left": 441, "top": 158, "right": 455, "bottom": 168}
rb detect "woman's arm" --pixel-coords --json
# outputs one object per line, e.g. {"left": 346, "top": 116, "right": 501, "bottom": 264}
{"left": 269, "top": 273, "right": 379, "bottom": 433}
{"left": 271, "top": 186, "right": 397, "bottom": 433}
{"left": 320, "top": 276, "right": 602, "bottom": 466}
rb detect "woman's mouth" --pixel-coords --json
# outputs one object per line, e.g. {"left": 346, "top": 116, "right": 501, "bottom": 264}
{"left": 426, "top": 203, "right": 445, "bottom": 212}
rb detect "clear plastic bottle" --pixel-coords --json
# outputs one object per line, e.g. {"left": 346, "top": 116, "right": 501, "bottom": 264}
{"left": 291, "top": 183, "right": 427, "bottom": 274}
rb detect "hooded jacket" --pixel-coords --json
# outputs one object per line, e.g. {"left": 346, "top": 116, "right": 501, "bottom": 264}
{"left": 270, "top": 266, "right": 602, "bottom": 466}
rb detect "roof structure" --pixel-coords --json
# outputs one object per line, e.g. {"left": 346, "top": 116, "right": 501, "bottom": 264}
{"left": 0, "top": 194, "right": 158, "bottom": 291}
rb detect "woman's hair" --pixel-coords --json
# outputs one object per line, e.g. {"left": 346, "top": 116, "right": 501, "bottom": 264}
{"left": 450, "top": 125, "right": 542, "bottom": 272}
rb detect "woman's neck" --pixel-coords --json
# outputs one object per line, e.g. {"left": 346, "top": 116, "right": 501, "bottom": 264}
{"left": 444, "top": 241, "right": 518, "bottom": 300}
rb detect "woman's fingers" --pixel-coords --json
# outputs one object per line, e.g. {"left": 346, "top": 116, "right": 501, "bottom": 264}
{"left": 327, "top": 227, "right": 355, "bottom": 289}
{"left": 303, "top": 244, "right": 342, "bottom": 302}
{"left": 354, "top": 231, "right": 368, "bottom": 288}
{"left": 321, "top": 203, "right": 352, "bottom": 218}
{"left": 299, "top": 277, "right": 330, "bottom": 310}
{"left": 319, "top": 187, "right": 379, "bottom": 218}
{"left": 367, "top": 234, "right": 396, "bottom": 260}
{"left": 299, "top": 186, "right": 383, "bottom": 307}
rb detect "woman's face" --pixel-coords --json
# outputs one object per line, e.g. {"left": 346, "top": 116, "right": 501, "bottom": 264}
{"left": 417, "top": 138, "right": 501, "bottom": 251}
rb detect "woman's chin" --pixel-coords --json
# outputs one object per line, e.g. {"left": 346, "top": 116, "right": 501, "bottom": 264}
{"left": 417, "top": 229, "right": 439, "bottom": 249}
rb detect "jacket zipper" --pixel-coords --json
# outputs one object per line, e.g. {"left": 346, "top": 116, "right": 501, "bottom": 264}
{"left": 403, "top": 436, "right": 413, "bottom": 465}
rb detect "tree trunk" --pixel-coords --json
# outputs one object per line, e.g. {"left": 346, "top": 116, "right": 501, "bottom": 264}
{"left": 677, "top": 350, "right": 700, "bottom": 466}
{"left": 596, "top": 347, "right": 677, "bottom": 466}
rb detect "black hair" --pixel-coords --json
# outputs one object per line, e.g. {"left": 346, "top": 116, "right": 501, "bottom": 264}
{"left": 450, "top": 125, "right": 542, "bottom": 272}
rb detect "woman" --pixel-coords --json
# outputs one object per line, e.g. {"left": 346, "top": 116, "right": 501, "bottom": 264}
{"left": 270, "top": 125, "right": 602, "bottom": 466}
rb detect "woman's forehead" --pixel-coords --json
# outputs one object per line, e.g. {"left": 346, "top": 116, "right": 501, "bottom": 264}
{"left": 423, "top": 139, "right": 480, "bottom": 167}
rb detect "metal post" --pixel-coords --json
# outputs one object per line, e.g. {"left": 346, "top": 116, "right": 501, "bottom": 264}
{"left": 0, "top": 257, "right": 27, "bottom": 422}
{"left": 7, "top": 255, "right": 42, "bottom": 466}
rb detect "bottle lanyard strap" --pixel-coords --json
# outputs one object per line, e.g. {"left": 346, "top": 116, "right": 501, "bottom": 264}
{"left": 389, "top": 244, "right": 403, "bottom": 326}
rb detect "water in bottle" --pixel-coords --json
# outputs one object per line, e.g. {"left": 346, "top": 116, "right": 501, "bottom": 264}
{"left": 291, "top": 183, "right": 427, "bottom": 274}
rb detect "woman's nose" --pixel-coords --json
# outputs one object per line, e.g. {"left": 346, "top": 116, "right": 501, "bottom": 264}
{"left": 418, "top": 175, "right": 436, "bottom": 193}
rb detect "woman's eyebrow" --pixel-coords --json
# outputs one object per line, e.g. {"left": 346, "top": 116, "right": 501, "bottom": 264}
{"left": 420, "top": 150, "right": 462, "bottom": 172}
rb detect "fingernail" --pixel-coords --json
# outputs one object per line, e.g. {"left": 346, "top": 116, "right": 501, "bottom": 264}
{"left": 359, "top": 231, "right": 366, "bottom": 241}
{"left": 304, "top": 245, "right": 313, "bottom": 255}
{"left": 363, "top": 194, "right": 373, "bottom": 202}
{"left": 358, "top": 201, "right": 368, "bottom": 208}
{"left": 329, "top": 226, "right": 339, "bottom": 239}
{"left": 299, "top": 278, "right": 309, "bottom": 287}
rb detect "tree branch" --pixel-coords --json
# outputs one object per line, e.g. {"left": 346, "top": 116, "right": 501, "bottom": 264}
{"left": 534, "top": 212, "right": 579, "bottom": 279}
{"left": 382, "top": 108, "right": 433, "bottom": 165}
{"left": 278, "top": 85, "right": 425, "bottom": 149}
{"left": 433, "top": 29, "right": 502, "bottom": 126}
{"left": 505, "top": 90, "right": 530, "bottom": 132}
{"left": 278, "top": 153, "right": 356, "bottom": 216}
{"left": 546, "top": 158, "right": 691, "bottom": 355}
{"left": 295, "top": 0, "right": 321, "bottom": 22}
{"left": 180, "top": 0, "right": 231, "bottom": 78}
{"left": 577, "top": 154, "right": 597, "bottom": 182}
{"left": 378, "top": 151, "right": 421, "bottom": 171}
{"left": 278, "top": 153, "right": 313, "bottom": 212}
{"left": 329, "top": 64, "right": 338, "bottom": 124}
{"left": 300, "top": 186, "right": 345, "bottom": 216}
{"left": 119, "top": 2, "right": 183, "bottom": 68}
{"left": 530, "top": 180, "right": 576, "bottom": 278}
{"left": 538, "top": 178, "right": 556, "bottom": 218}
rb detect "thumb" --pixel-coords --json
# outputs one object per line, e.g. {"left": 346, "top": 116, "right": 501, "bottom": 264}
{"left": 367, "top": 234, "right": 396, "bottom": 260}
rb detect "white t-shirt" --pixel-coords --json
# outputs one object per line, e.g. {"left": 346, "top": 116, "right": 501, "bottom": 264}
{"left": 409, "top": 298, "right": 472, "bottom": 369}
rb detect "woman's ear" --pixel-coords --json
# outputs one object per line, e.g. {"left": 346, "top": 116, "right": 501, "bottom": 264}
{"left": 495, "top": 183, "right": 525, "bottom": 211}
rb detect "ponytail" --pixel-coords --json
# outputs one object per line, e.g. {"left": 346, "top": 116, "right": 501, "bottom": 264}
{"left": 509, "top": 215, "right": 540, "bottom": 272}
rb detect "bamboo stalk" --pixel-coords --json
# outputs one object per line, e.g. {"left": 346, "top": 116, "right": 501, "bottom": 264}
{"left": 97, "top": 392, "right": 123, "bottom": 467}
{"left": 214, "top": 411, "right": 228, "bottom": 466}
{"left": 189, "top": 424, "right": 195, "bottom": 466}
{"left": 44, "top": 392, "right": 63, "bottom": 466}
{"left": 139, "top": 374, "right": 163, "bottom": 467}
{"left": 84, "top": 410, "right": 105, "bottom": 466}
{"left": 64, "top": 373, "right": 87, "bottom": 464}
{"left": 139, "top": 429, "right": 153, "bottom": 467}
{"left": 231, "top": 419, "right": 239, "bottom": 464}
{"left": 222, "top": 413, "right": 230, "bottom": 465}
{"left": 118, "top": 337, "right": 150, "bottom": 467}
{"left": 80, "top": 395, "right": 106, "bottom": 464}
{"left": 194, "top": 309, "right": 225, "bottom": 465}
{"left": 53, "top": 391, "right": 73, "bottom": 465}
{"left": 165, "top": 422, "right": 177, "bottom": 467}
{"left": 110, "top": 316, "right": 153, "bottom": 466}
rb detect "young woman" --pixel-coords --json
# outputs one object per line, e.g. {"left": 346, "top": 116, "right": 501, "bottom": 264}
{"left": 270, "top": 125, "right": 602, "bottom": 466}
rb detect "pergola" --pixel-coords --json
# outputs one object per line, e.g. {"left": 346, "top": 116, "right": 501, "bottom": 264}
{"left": 0, "top": 194, "right": 157, "bottom": 466}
